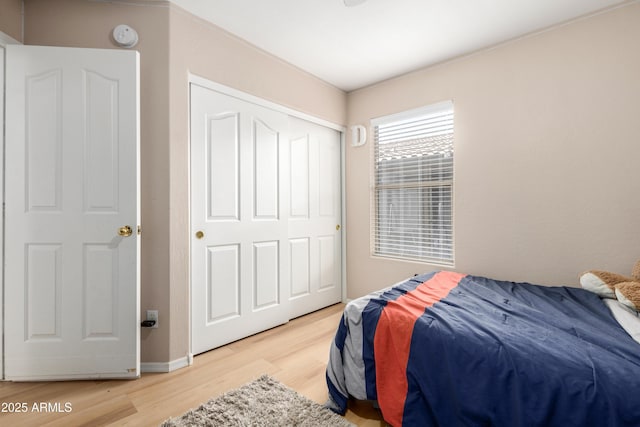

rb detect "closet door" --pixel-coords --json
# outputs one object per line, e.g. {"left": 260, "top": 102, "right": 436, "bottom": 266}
{"left": 191, "top": 84, "right": 290, "bottom": 354}
{"left": 288, "top": 117, "right": 343, "bottom": 318}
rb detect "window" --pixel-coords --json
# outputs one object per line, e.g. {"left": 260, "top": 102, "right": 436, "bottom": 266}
{"left": 372, "top": 101, "right": 454, "bottom": 265}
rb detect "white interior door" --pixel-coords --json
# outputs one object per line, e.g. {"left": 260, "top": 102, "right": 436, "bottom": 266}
{"left": 4, "top": 45, "right": 140, "bottom": 380}
{"left": 288, "top": 117, "right": 342, "bottom": 318}
{"left": 191, "top": 84, "right": 290, "bottom": 354}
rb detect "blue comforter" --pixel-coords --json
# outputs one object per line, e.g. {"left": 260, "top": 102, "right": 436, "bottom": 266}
{"left": 326, "top": 271, "right": 640, "bottom": 426}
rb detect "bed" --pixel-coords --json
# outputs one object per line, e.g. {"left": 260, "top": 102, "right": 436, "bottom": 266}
{"left": 326, "top": 271, "right": 640, "bottom": 426}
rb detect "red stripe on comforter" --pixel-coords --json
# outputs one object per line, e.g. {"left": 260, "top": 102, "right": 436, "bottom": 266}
{"left": 374, "top": 271, "right": 465, "bottom": 426}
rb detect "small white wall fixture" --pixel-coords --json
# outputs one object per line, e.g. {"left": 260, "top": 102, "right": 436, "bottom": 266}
{"left": 350, "top": 124, "right": 367, "bottom": 147}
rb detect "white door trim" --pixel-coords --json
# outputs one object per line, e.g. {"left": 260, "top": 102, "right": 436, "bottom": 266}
{"left": 0, "top": 31, "right": 20, "bottom": 46}
{"left": 340, "top": 131, "right": 348, "bottom": 303}
{"left": 0, "top": 30, "right": 20, "bottom": 381}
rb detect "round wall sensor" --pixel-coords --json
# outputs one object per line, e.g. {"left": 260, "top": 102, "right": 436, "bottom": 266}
{"left": 112, "top": 24, "right": 138, "bottom": 48}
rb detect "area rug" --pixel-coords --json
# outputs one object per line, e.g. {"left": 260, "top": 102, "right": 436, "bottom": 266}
{"left": 160, "top": 375, "right": 354, "bottom": 426}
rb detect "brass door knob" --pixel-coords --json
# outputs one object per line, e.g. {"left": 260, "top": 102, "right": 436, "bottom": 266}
{"left": 195, "top": 230, "right": 205, "bottom": 239}
{"left": 336, "top": 224, "right": 341, "bottom": 231}
{"left": 119, "top": 225, "right": 133, "bottom": 237}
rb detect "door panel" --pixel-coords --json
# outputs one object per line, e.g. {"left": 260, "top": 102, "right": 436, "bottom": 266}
{"left": 4, "top": 45, "right": 139, "bottom": 380}
{"left": 26, "top": 69, "right": 62, "bottom": 211}
{"left": 290, "top": 136, "right": 310, "bottom": 218}
{"left": 287, "top": 117, "right": 342, "bottom": 319}
{"left": 319, "top": 235, "right": 337, "bottom": 290}
{"left": 26, "top": 244, "right": 62, "bottom": 339}
{"left": 207, "top": 112, "right": 239, "bottom": 220}
{"left": 84, "top": 69, "right": 121, "bottom": 212}
{"left": 254, "top": 120, "right": 280, "bottom": 219}
{"left": 290, "top": 238, "right": 310, "bottom": 298}
{"left": 207, "top": 244, "right": 240, "bottom": 322}
{"left": 253, "top": 241, "right": 280, "bottom": 308}
{"left": 191, "top": 84, "right": 290, "bottom": 354}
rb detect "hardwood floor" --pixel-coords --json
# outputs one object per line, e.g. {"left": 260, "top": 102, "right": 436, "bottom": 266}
{"left": 0, "top": 303, "right": 386, "bottom": 426}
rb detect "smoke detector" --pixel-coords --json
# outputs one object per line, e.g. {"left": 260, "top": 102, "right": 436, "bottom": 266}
{"left": 112, "top": 24, "right": 138, "bottom": 48}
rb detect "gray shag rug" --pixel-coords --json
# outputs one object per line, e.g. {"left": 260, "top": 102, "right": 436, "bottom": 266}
{"left": 160, "top": 375, "right": 354, "bottom": 427}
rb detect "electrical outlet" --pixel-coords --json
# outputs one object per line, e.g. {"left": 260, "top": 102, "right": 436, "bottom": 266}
{"left": 146, "top": 310, "right": 159, "bottom": 328}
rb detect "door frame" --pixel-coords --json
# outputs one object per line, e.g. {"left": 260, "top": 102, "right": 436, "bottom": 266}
{"left": 0, "top": 30, "right": 21, "bottom": 381}
{"left": 187, "top": 73, "right": 347, "bottom": 357}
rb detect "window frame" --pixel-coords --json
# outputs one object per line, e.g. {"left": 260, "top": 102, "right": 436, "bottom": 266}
{"left": 370, "top": 101, "right": 455, "bottom": 266}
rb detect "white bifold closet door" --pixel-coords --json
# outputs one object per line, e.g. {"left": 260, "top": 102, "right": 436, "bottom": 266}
{"left": 190, "top": 83, "right": 342, "bottom": 355}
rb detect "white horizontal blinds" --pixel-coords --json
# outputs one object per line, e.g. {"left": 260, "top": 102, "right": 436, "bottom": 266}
{"left": 372, "top": 101, "right": 454, "bottom": 265}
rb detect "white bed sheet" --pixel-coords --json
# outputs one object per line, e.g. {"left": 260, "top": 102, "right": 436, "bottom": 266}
{"left": 604, "top": 298, "right": 640, "bottom": 345}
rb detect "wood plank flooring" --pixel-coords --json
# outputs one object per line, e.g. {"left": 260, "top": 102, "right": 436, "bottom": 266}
{"left": 0, "top": 303, "right": 386, "bottom": 426}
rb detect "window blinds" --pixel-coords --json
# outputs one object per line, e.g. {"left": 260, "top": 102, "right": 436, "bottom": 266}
{"left": 372, "top": 101, "right": 454, "bottom": 265}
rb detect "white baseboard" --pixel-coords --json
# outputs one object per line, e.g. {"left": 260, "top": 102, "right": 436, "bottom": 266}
{"left": 141, "top": 356, "right": 190, "bottom": 373}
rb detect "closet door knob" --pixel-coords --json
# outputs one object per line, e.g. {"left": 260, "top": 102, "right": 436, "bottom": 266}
{"left": 118, "top": 225, "right": 133, "bottom": 237}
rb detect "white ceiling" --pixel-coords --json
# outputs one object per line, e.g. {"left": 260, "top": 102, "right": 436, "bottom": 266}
{"left": 168, "top": 0, "right": 630, "bottom": 92}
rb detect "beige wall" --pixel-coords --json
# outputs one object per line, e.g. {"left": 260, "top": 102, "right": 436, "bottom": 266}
{"left": 0, "top": 0, "right": 22, "bottom": 42}
{"left": 17, "top": 0, "right": 347, "bottom": 364}
{"left": 345, "top": 3, "right": 640, "bottom": 298}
